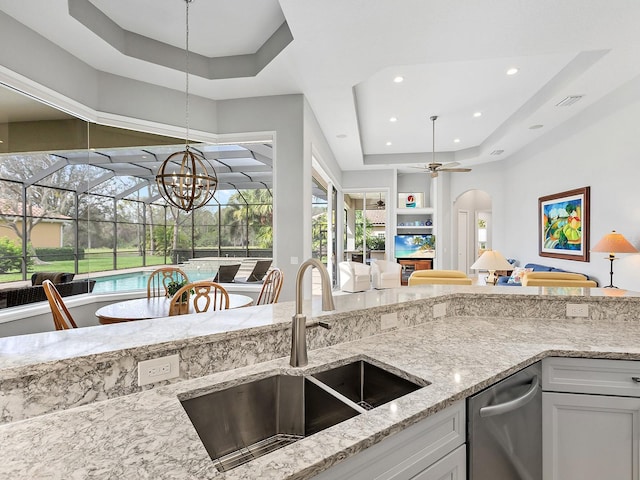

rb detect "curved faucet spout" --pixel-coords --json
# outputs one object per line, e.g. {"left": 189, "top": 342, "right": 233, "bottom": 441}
{"left": 290, "top": 258, "right": 335, "bottom": 367}
{"left": 295, "top": 258, "right": 335, "bottom": 315}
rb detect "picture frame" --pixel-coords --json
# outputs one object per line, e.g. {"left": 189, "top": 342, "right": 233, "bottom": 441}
{"left": 539, "top": 186, "right": 590, "bottom": 262}
{"left": 398, "top": 192, "right": 424, "bottom": 208}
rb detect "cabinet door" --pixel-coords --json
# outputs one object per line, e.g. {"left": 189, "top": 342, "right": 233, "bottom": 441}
{"left": 311, "top": 402, "right": 464, "bottom": 480}
{"left": 411, "top": 444, "right": 466, "bottom": 480}
{"left": 543, "top": 392, "right": 640, "bottom": 480}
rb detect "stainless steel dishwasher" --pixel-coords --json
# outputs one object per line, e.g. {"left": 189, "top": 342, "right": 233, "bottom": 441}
{"left": 467, "top": 362, "right": 541, "bottom": 480}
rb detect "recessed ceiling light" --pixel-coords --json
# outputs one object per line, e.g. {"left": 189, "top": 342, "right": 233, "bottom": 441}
{"left": 0, "top": 140, "right": 3, "bottom": 144}
{"left": 386, "top": 141, "right": 392, "bottom": 146}
{"left": 473, "top": 112, "right": 482, "bottom": 118}
{"left": 336, "top": 134, "right": 347, "bottom": 138}
{"left": 393, "top": 76, "right": 404, "bottom": 83}
{"left": 453, "top": 138, "right": 460, "bottom": 143}
{"left": 529, "top": 124, "right": 544, "bottom": 130}
{"left": 506, "top": 67, "right": 519, "bottom": 75}
{"left": 389, "top": 116, "right": 398, "bottom": 122}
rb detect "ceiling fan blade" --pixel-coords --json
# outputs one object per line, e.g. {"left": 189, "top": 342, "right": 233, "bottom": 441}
{"left": 439, "top": 167, "right": 472, "bottom": 173}
{"left": 439, "top": 161, "right": 461, "bottom": 168}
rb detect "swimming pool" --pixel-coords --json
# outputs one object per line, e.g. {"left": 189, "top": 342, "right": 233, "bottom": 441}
{"left": 92, "top": 270, "right": 214, "bottom": 294}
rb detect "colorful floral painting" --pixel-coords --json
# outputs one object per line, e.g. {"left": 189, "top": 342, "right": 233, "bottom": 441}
{"left": 539, "top": 187, "right": 590, "bottom": 262}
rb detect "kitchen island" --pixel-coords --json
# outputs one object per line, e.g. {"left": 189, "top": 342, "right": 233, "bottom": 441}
{"left": 1, "top": 285, "right": 640, "bottom": 478}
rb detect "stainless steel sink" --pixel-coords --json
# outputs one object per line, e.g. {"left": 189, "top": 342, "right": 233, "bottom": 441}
{"left": 180, "top": 374, "right": 361, "bottom": 472}
{"left": 312, "top": 359, "right": 424, "bottom": 410}
{"left": 180, "top": 360, "right": 426, "bottom": 471}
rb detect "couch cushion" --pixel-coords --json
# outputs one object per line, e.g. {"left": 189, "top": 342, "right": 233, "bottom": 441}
{"left": 522, "top": 271, "right": 597, "bottom": 287}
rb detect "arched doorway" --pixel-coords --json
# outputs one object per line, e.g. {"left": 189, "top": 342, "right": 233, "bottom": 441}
{"left": 453, "top": 190, "right": 492, "bottom": 274}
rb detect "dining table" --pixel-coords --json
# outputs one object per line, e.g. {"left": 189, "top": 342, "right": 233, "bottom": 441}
{"left": 95, "top": 293, "right": 255, "bottom": 324}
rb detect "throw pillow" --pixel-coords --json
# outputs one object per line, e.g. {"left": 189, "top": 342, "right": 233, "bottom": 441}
{"left": 507, "top": 267, "right": 533, "bottom": 284}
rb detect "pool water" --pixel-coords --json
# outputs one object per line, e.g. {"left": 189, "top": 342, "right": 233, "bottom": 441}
{"left": 92, "top": 270, "right": 214, "bottom": 294}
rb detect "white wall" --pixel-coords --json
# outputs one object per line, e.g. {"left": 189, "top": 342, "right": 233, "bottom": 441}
{"left": 450, "top": 78, "right": 640, "bottom": 291}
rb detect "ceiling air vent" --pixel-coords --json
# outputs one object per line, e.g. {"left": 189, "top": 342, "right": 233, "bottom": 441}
{"left": 555, "top": 95, "right": 584, "bottom": 107}
{"left": 490, "top": 150, "right": 504, "bottom": 155}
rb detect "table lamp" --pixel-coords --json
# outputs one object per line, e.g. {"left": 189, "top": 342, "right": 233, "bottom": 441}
{"left": 470, "top": 250, "right": 513, "bottom": 285}
{"left": 591, "top": 230, "right": 638, "bottom": 288}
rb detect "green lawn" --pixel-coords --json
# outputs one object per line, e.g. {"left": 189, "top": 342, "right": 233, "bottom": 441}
{"left": 0, "top": 253, "right": 169, "bottom": 283}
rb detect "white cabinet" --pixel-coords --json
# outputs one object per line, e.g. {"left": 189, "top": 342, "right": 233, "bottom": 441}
{"left": 542, "top": 357, "right": 640, "bottom": 480}
{"left": 543, "top": 392, "right": 640, "bottom": 479}
{"left": 311, "top": 401, "right": 465, "bottom": 480}
{"left": 411, "top": 445, "right": 466, "bottom": 480}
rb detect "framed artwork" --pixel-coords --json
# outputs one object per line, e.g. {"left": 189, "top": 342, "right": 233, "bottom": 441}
{"left": 539, "top": 186, "right": 590, "bottom": 262}
{"left": 398, "top": 192, "right": 424, "bottom": 208}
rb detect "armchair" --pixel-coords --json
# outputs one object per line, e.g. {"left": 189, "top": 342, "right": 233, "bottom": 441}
{"left": 339, "top": 261, "right": 371, "bottom": 292}
{"left": 371, "top": 260, "right": 401, "bottom": 289}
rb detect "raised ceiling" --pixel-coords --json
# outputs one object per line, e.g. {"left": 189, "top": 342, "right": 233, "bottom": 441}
{"left": 1, "top": 0, "right": 640, "bottom": 173}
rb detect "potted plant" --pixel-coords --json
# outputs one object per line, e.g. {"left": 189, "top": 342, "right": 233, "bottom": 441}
{"left": 167, "top": 280, "right": 189, "bottom": 301}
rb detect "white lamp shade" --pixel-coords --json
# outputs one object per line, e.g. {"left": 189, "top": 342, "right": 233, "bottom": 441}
{"left": 470, "top": 250, "right": 512, "bottom": 271}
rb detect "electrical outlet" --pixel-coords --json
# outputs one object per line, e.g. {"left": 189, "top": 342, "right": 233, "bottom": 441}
{"left": 138, "top": 354, "right": 179, "bottom": 386}
{"left": 566, "top": 303, "right": 589, "bottom": 317}
{"left": 433, "top": 303, "right": 447, "bottom": 318}
{"left": 381, "top": 312, "right": 398, "bottom": 330}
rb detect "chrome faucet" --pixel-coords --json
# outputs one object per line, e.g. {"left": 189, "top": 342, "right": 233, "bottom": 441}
{"left": 290, "top": 258, "right": 335, "bottom": 367}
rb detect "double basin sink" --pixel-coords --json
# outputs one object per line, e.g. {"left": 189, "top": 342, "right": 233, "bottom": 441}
{"left": 180, "top": 359, "right": 427, "bottom": 472}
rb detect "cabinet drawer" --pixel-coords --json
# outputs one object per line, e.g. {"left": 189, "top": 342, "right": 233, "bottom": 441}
{"left": 543, "top": 357, "right": 640, "bottom": 397}
{"left": 311, "top": 401, "right": 465, "bottom": 480}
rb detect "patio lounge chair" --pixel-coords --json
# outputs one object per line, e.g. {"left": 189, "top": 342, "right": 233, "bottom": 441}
{"left": 213, "top": 263, "right": 241, "bottom": 283}
{"left": 235, "top": 259, "right": 272, "bottom": 283}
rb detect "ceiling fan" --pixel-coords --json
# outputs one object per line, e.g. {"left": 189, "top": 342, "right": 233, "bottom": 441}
{"left": 366, "top": 193, "right": 386, "bottom": 209}
{"left": 412, "top": 116, "right": 472, "bottom": 178}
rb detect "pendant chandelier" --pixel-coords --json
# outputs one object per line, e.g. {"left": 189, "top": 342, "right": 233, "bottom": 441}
{"left": 156, "top": 0, "right": 217, "bottom": 212}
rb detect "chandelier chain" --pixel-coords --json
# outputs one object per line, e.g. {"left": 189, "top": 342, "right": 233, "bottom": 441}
{"left": 185, "top": 0, "right": 190, "bottom": 149}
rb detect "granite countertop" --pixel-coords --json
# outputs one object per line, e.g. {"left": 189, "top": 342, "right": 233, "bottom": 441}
{"left": 2, "top": 287, "right": 640, "bottom": 479}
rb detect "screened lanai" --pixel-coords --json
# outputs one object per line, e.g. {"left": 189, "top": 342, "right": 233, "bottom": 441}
{"left": 0, "top": 88, "right": 274, "bottom": 285}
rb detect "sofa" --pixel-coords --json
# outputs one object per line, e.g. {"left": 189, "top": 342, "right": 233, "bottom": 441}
{"left": 0, "top": 272, "right": 96, "bottom": 309}
{"left": 408, "top": 269, "right": 473, "bottom": 286}
{"left": 496, "top": 263, "right": 597, "bottom": 287}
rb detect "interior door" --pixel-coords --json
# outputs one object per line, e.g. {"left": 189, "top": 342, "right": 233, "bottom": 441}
{"left": 457, "top": 210, "right": 468, "bottom": 273}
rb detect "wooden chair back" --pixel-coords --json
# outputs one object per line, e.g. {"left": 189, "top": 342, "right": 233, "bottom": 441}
{"left": 42, "top": 279, "right": 78, "bottom": 330}
{"left": 147, "top": 267, "right": 189, "bottom": 298}
{"left": 168, "top": 281, "right": 230, "bottom": 316}
{"left": 256, "top": 268, "right": 284, "bottom": 305}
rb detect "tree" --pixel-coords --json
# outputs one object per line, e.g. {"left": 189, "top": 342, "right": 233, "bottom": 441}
{"left": 220, "top": 189, "right": 273, "bottom": 248}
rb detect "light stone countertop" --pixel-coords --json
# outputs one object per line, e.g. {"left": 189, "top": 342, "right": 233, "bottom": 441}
{"left": 2, "top": 285, "right": 640, "bottom": 479}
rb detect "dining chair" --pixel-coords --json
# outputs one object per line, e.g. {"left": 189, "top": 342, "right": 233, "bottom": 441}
{"left": 42, "top": 279, "right": 78, "bottom": 330}
{"left": 147, "top": 267, "right": 190, "bottom": 298}
{"left": 256, "top": 268, "right": 284, "bottom": 305}
{"left": 168, "top": 281, "right": 230, "bottom": 316}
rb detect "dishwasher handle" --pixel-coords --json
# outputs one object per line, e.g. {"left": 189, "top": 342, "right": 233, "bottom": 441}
{"left": 479, "top": 375, "right": 539, "bottom": 418}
